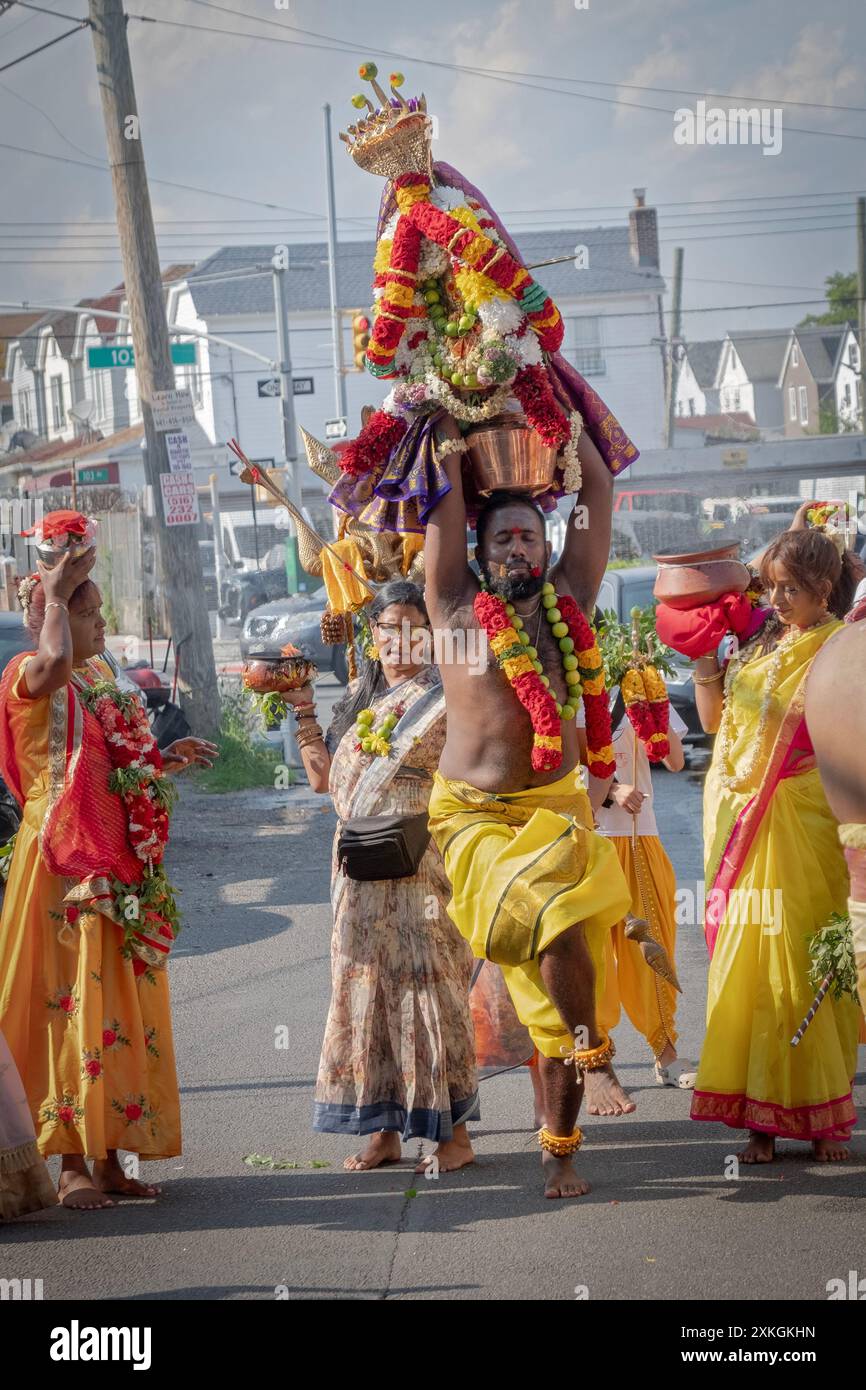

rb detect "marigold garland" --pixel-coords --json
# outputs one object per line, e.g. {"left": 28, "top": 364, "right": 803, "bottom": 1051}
{"left": 620, "top": 665, "right": 670, "bottom": 763}
{"left": 339, "top": 408, "right": 408, "bottom": 479}
{"left": 475, "top": 590, "right": 614, "bottom": 775}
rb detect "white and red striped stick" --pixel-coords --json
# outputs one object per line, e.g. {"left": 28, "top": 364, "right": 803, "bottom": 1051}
{"left": 790, "top": 972, "right": 834, "bottom": 1047}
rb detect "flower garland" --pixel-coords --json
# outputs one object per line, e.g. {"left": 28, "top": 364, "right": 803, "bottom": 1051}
{"left": 72, "top": 674, "right": 180, "bottom": 956}
{"left": 621, "top": 666, "right": 670, "bottom": 762}
{"left": 339, "top": 407, "right": 409, "bottom": 479}
{"left": 511, "top": 364, "right": 571, "bottom": 451}
{"left": 474, "top": 589, "right": 614, "bottom": 775}
{"left": 355, "top": 701, "right": 405, "bottom": 756}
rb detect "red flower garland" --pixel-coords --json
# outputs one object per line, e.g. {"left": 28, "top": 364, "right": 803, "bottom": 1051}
{"left": 339, "top": 409, "right": 408, "bottom": 480}
{"left": 512, "top": 365, "right": 571, "bottom": 450}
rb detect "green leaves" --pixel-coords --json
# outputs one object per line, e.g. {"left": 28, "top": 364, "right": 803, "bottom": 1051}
{"left": 808, "top": 913, "right": 858, "bottom": 1002}
{"left": 595, "top": 606, "right": 678, "bottom": 690}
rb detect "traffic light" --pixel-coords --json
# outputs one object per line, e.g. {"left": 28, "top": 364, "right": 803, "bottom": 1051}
{"left": 352, "top": 311, "right": 371, "bottom": 370}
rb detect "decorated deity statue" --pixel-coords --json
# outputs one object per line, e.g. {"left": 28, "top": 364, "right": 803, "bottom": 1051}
{"left": 328, "top": 63, "right": 638, "bottom": 533}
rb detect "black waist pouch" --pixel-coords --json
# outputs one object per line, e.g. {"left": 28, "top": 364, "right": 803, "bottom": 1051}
{"left": 337, "top": 812, "right": 431, "bottom": 881}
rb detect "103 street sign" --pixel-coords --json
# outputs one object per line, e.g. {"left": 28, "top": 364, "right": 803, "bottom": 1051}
{"left": 87, "top": 343, "right": 197, "bottom": 369}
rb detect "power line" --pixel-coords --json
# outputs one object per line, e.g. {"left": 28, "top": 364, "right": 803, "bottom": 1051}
{"left": 184, "top": 0, "right": 866, "bottom": 117}
{"left": 0, "top": 18, "right": 87, "bottom": 74}
{"left": 120, "top": 5, "right": 866, "bottom": 144}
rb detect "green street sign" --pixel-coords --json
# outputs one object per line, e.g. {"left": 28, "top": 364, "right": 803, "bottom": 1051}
{"left": 78, "top": 466, "right": 111, "bottom": 485}
{"left": 87, "top": 342, "right": 197, "bottom": 369}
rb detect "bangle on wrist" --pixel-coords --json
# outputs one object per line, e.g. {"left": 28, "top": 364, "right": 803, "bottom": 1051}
{"left": 44, "top": 601, "right": 69, "bottom": 614}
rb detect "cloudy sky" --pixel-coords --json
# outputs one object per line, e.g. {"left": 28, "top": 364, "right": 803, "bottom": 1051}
{"left": 2, "top": 0, "right": 864, "bottom": 348}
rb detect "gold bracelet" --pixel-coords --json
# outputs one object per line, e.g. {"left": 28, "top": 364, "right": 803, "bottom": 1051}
{"left": 561, "top": 1036, "right": 615, "bottom": 1072}
{"left": 694, "top": 670, "right": 724, "bottom": 685}
{"left": 295, "top": 724, "right": 323, "bottom": 749}
{"left": 45, "top": 601, "right": 69, "bottom": 614}
{"left": 537, "top": 1126, "right": 584, "bottom": 1157}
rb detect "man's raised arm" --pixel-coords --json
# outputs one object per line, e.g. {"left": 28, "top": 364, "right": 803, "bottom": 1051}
{"left": 552, "top": 430, "right": 613, "bottom": 617}
{"left": 424, "top": 420, "right": 476, "bottom": 615}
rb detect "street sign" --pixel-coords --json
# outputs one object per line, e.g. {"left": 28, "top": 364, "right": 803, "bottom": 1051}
{"left": 325, "top": 416, "right": 348, "bottom": 439}
{"left": 77, "top": 462, "right": 119, "bottom": 486}
{"left": 258, "top": 376, "right": 315, "bottom": 398}
{"left": 165, "top": 430, "right": 192, "bottom": 472}
{"left": 159, "top": 469, "right": 199, "bottom": 526}
{"left": 151, "top": 388, "right": 195, "bottom": 431}
{"left": 87, "top": 343, "right": 197, "bottom": 369}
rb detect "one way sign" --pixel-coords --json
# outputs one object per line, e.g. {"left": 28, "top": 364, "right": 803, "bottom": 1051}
{"left": 258, "top": 376, "right": 315, "bottom": 398}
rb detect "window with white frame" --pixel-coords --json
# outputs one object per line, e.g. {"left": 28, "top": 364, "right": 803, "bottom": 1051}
{"left": 788, "top": 386, "right": 797, "bottom": 420}
{"left": 568, "top": 317, "right": 605, "bottom": 376}
{"left": 792, "top": 344, "right": 799, "bottom": 366}
{"left": 688, "top": 398, "right": 695, "bottom": 416}
{"left": 844, "top": 383, "right": 852, "bottom": 407}
{"left": 185, "top": 357, "right": 203, "bottom": 408}
{"left": 798, "top": 385, "right": 808, "bottom": 426}
{"left": 849, "top": 344, "right": 859, "bottom": 368}
{"left": 50, "top": 375, "right": 65, "bottom": 430}
{"left": 17, "top": 388, "right": 32, "bottom": 430}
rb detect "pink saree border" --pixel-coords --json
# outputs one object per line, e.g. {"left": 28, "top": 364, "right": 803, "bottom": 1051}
{"left": 691, "top": 1087, "right": 856, "bottom": 1141}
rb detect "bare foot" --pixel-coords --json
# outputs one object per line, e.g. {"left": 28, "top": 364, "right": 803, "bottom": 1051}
{"left": 92, "top": 1158, "right": 161, "bottom": 1197}
{"left": 58, "top": 1169, "right": 115, "bottom": 1211}
{"left": 738, "top": 1131, "right": 775, "bottom": 1164}
{"left": 343, "top": 1131, "right": 402, "bottom": 1172}
{"left": 656, "top": 1041, "right": 677, "bottom": 1070}
{"left": 813, "top": 1137, "right": 850, "bottom": 1162}
{"left": 415, "top": 1137, "right": 475, "bottom": 1174}
{"left": 585, "top": 1064, "right": 636, "bottom": 1116}
{"left": 542, "top": 1152, "right": 590, "bottom": 1198}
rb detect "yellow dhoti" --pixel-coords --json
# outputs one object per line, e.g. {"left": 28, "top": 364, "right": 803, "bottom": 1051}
{"left": 428, "top": 769, "right": 631, "bottom": 1058}
{"left": 596, "top": 836, "right": 678, "bottom": 1059}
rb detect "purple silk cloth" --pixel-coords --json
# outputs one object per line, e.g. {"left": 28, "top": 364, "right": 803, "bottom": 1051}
{"left": 329, "top": 161, "right": 639, "bottom": 534}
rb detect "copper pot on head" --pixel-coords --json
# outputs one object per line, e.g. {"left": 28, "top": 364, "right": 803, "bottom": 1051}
{"left": 465, "top": 413, "right": 559, "bottom": 497}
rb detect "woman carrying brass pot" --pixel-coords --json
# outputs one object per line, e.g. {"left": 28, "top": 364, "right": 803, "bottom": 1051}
{"left": 287, "top": 580, "right": 478, "bottom": 1173}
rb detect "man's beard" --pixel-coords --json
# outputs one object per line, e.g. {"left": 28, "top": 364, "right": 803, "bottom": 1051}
{"left": 481, "top": 561, "right": 546, "bottom": 602}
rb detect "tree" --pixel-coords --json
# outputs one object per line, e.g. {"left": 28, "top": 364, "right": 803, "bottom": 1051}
{"left": 798, "top": 271, "right": 857, "bottom": 327}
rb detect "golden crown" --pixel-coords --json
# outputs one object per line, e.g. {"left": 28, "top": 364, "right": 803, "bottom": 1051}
{"left": 339, "top": 63, "right": 432, "bottom": 181}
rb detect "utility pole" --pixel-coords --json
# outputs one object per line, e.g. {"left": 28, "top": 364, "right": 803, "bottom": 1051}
{"left": 857, "top": 196, "right": 866, "bottom": 435}
{"left": 88, "top": 0, "right": 220, "bottom": 735}
{"left": 665, "top": 246, "right": 684, "bottom": 448}
{"left": 323, "top": 104, "right": 348, "bottom": 425}
{"left": 272, "top": 246, "right": 303, "bottom": 592}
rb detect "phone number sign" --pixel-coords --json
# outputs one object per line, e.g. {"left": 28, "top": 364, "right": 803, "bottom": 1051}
{"left": 159, "top": 470, "right": 199, "bottom": 526}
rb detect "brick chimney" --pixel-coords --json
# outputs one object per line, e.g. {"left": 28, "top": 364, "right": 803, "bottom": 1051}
{"left": 628, "top": 188, "right": 659, "bottom": 268}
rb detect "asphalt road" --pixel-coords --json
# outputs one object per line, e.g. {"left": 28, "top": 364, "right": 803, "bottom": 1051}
{"left": 3, "top": 734, "right": 864, "bottom": 1302}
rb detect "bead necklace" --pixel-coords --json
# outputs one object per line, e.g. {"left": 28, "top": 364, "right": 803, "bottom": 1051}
{"left": 717, "top": 614, "right": 833, "bottom": 793}
{"left": 509, "top": 582, "right": 585, "bottom": 718}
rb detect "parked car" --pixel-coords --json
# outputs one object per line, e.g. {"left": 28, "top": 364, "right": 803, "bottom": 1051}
{"left": 240, "top": 589, "right": 350, "bottom": 683}
{"left": 594, "top": 566, "right": 705, "bottom": 751}
{"left": 219, "top": 549, "right": 290, "bottom": 626}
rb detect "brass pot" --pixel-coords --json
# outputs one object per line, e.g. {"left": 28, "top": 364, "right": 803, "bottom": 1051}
{"left": 652, "top": 542, "right": 750, "bottom": 611}
{"left": 465, "top": 414, "right": 559, "bottom": 497}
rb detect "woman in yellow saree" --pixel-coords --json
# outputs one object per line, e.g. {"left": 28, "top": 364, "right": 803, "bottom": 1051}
{"left": 691, "top": 529, "right": 861, "bottom": 1162}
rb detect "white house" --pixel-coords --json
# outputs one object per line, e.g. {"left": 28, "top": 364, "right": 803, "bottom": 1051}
{"left": 716, "top": 329, "right": 788, "bottom": 435}
{"left": 674, "top": 340, "right": 723, "bottom": 418}
{"left": 834, "top": 327, "right": 862, "bottom": 431}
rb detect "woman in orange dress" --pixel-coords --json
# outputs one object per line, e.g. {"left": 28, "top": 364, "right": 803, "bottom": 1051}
{"left": 0, "top": 519, "right": 214, "bottom": 1209}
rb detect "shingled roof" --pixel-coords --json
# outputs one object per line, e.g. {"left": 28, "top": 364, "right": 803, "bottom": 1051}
{"left": 792, "top": 326, "right": 848, "bottom": 384}
{"left": 185, "top": 226, "right": 665, "bottom": 318}
{"left": 682, "top": 340, "right": 723, "bottom": 388}
{"left": 726, "top": 328, "right": 789, "bottom": 383}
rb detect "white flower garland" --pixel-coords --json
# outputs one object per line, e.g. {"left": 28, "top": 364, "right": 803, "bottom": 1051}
{"left": 560, "top": 411, "right": 584, "bottom": 494}
{"left": 424, "top": 370, "right": 512, "bottom": 422}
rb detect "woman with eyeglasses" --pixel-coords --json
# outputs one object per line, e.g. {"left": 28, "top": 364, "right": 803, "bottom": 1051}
{"left": 285, "top": 580, "right": 478, "bottom": 1174}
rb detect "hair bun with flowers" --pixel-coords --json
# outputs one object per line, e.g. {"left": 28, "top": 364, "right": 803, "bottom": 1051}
{"left": 16, "top": 573, "right": 38, "bottom": 615}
